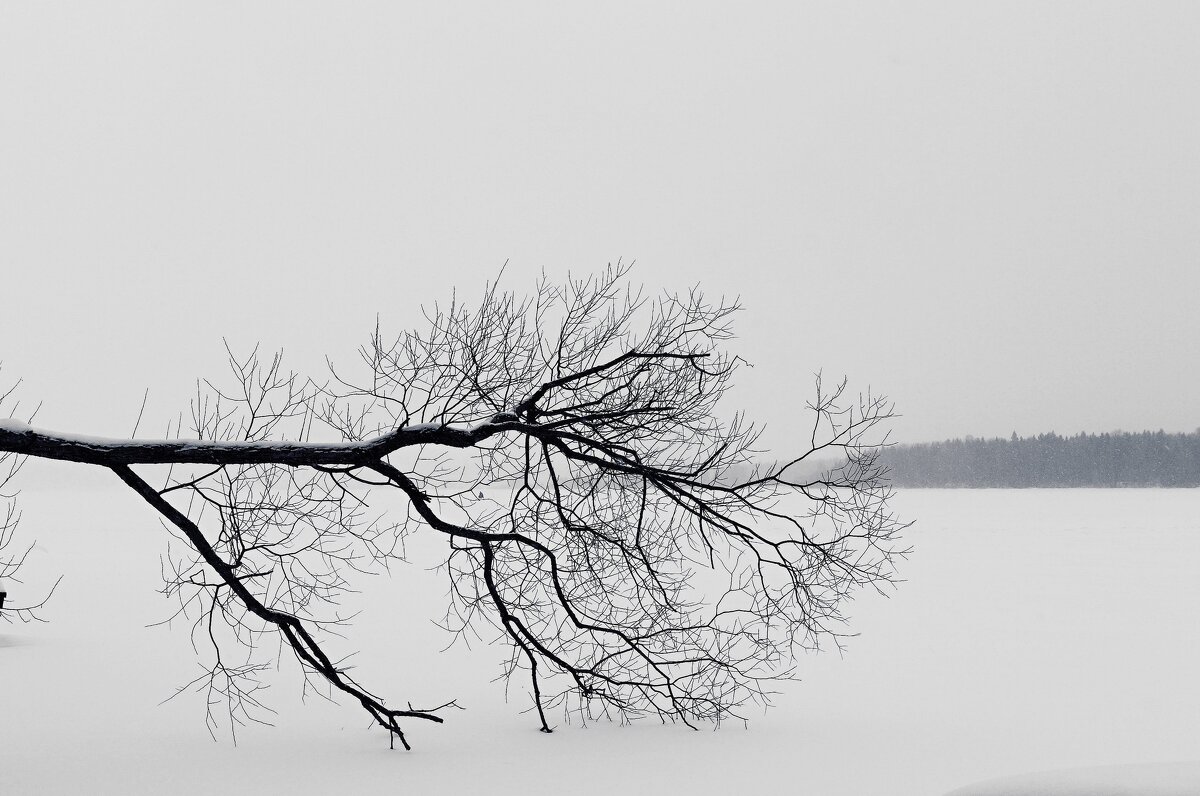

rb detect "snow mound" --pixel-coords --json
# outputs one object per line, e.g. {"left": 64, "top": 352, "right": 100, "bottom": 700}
{"left": 945, "top": 762, "right": 1200, "bottom": 796}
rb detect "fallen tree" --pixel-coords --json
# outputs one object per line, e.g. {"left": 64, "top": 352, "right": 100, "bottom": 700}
{"left": 0, "top": 266, "right": 906, "bottom": 749}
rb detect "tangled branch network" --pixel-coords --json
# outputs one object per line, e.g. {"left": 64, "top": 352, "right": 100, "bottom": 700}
{"left": 0, "top": 265, "right": 907, "bottom": 749}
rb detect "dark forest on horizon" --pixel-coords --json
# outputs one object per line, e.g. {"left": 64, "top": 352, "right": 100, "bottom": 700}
{"left": 881, "top": 429, "right": 1200, "bottom": 488}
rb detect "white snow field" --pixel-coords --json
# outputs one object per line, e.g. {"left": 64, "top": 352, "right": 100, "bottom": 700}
{"left": 2, "top": 472, "right": 1199, "bottom": 795}
{"left": 947, "top": 761, "right": 1200, "bottom": 795}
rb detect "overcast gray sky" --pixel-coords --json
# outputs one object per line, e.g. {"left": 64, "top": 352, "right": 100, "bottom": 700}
{"left": 2, "top": 2, "right": 1197, "bottom": 451}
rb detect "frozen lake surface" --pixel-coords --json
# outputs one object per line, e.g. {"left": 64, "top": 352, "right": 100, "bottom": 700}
{"left": 2, "top": 484, "right": 1199, "bottom": 795}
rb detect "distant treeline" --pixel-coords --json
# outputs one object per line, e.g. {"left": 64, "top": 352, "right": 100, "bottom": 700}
{"left": 881, "top": 430, "right": 1200, "bottom": 488}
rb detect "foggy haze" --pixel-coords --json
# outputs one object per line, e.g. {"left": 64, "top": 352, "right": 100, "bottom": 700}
{"left": 1, "top": 3, "right": 1197, "bottom": 450}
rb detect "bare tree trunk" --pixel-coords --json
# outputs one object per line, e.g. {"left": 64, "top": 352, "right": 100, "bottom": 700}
{"left": 0, "top": 267, "right": 907, "bottom": 748}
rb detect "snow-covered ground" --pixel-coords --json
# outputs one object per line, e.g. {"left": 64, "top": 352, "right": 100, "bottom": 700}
{"left": 947, "top": 761, "right": 1200, "bottom": 795}
{"left": 3, "top": 477, "right": 1199, "bottom": 795}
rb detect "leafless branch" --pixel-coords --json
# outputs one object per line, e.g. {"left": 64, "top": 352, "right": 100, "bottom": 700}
{"left": 0, "top": 266, "right": 907, "bottom": 747}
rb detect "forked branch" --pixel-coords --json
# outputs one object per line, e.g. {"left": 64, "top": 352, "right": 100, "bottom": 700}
{"left": 0, "top": 266, "right": 906, "bottom": 747}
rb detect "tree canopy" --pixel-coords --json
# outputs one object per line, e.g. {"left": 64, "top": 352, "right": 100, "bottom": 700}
{"left": 0, "top": 266, "right": 905, "bottom": 748}
{"left": 883, "top": 430, "right": 1200, "bottom": 488}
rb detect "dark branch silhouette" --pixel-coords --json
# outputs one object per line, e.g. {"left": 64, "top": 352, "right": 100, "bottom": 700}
{"left": 0, "top": 382, "right": 59, "bottom": 625}
{"left": 0, "top": 266, "right": 906, "bottom": 747}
